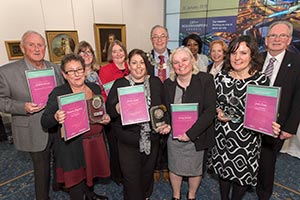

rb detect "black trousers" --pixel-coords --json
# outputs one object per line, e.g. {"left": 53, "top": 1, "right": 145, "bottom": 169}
{"left": 29, "top": 134, "right": 55, "bottom": 200}
{"left": 256, "top": 137, "right": 284, "bottom": 200}
{"left": 105, "top": 125, "right": 123, "bottom": 184}
{"left": 154, "top": 134, "right": 168, "bottom": 170}
{"left": 118, "top": 139, "right": 159, "bottom": 200}
{"left": 0, "top": 115, "right": 7, "bottom": 141}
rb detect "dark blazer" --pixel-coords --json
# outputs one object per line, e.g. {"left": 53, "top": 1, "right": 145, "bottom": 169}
{"left": 207, "top": 63, "right": 213, "bottom": 73}
{"left": 0, "top": 59, "right": 64, "bottom": 152}
{"left": 262, "top": 51, "right": 300, "bottom": 136}
{"left": 147, "top": 49, "right": 172, "bottom": 77}
{"left": 164, "top": 72, "right": 216, "bottom": 151}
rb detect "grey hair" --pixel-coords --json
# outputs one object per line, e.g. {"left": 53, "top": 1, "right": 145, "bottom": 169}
{"left": 20, "top": 30, "right": 46, "bottom": 46}
{"left": 267, "top": 21, "right": 293, "bottom": 36}
{"left": 150, "top": 25, "right": 169, "bottom": 38}
{"left": 169, "top": 46, "right": 199, "bottom": 81}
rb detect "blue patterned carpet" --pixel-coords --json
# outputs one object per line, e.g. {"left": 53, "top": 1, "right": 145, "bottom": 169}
{"left": 0, "top": 140, "right": 299, "bottom": 200}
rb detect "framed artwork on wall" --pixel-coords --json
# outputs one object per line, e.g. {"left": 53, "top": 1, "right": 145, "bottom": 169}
{"left": 45, "top": 31, "right": 79, "bottom": 63}
{"left": 5, "top": 40, "right": 24, "bottom": 60}
{"left": 94, "top": 24, "right": 126, "bottom": 65}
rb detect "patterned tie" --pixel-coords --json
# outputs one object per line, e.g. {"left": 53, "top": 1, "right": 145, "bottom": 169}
{"left": 265, "top": 57, "right": 276, "bottom": 79}
{"left": 158, "top": 55, "right": 166, "bottom": 82}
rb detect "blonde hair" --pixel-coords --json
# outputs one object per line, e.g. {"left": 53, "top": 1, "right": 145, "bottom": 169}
{"left": 169, "top": 46, "right": 199, "bottom": 81}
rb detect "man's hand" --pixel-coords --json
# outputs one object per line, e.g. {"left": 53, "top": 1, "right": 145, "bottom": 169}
{"left": 25, "top": 102, "right": 45, "bottom": 114}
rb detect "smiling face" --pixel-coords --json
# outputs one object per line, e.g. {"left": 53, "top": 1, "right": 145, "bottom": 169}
{"left": 265, "top": 23, "right": 292, "bottom": 56}
{"left": 111, "top": 44, "right": 126, "bottom": 65}
{"left": 230, "top": 41, "right": 251, "bottom": 73}
{"left": 129, "top": 54, "right": 147, "bottom": 82}
{"left": 151, "top": 27, "right": 168, "bottom": 54}
{"left": 79, "top": 47, "right": 93, "bottom": 67}
{"left": 186, "top": 39, "right": 199, "bottom": 57}
{"left": 20, "top": 33, "right": 46, "bottom": 65}
{"left": 62, "top": 60, "right": 85, "bottom": 89}
{"left": 172, "top": 49, "right": 194, "bottom": 77}
{"left": 210, "top": 43, "right": 225, "bottom": 64}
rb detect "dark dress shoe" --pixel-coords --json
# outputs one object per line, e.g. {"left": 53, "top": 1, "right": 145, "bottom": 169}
{"left": 85, "top": 193, "right": 108, "bottom": 200}
{"left": 186, "top": 192, "right": 195, "bottom": 200}
{"left": 172, "top": 198, "right": 180, "bottom": 200}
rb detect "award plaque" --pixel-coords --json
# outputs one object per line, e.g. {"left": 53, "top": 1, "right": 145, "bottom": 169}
{"left": 87, "top": 95, "right": 105, "bottom": 124}
{"left": 150, "top": 105, "right": 167, "bottom": 132}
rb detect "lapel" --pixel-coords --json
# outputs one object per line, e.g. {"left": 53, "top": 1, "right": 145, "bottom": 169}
{"left": 274, "top": 51, "right": 293, "bottom": 86}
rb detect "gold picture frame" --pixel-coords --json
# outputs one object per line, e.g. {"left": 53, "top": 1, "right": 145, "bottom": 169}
{"left": 45, "top": 31, "right": 79, "bottom": 63}
{"left": 94, "top": 24, "right": 126, "bottom": 65}
{"left": 5, "top": 40, "right": 24, "bottom": 60}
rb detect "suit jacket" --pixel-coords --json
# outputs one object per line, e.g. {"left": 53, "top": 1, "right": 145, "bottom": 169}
{"left": 164, "top": 73, "right": 216, "bottom": 151}
{"left": 147, "top": 49, "right": 172, "bottom": 77}
{"left": 262, "top": 51, "right": 300, "bottom": 136}
{"left": 0, "top": 59, "right": 65, "bottom": 152}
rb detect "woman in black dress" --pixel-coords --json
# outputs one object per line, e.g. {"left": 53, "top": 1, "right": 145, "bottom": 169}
{"left": 106, "top": 49, "right": 170, "bottom": 200}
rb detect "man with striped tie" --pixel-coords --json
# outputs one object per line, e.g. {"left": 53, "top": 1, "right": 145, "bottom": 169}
{"left": 257, "top": 20, "right": 300, "bottom": 200}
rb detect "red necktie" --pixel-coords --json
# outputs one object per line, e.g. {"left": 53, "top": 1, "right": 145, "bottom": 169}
{"left": 158, "top": 55, "right": 166, "bottom": 82}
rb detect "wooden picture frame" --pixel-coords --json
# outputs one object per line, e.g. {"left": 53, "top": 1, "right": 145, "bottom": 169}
{"left": 94, "top": 24, "right": 126, "bottom": 65}
{"left": 5, "top": 40, "right": 24, "bottom": 60}
{"left": 45, "top": 31, "right": 79, "bottom": 63}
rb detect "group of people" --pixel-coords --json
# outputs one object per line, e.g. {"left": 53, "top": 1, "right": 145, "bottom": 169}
{"left": 0, "top": 20, "right": 299, "bottom": 200}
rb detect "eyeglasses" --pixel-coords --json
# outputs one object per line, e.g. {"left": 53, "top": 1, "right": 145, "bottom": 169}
{"left": 65, "top": 68, "right": 84, "bottom": 76}
{"left": 151, "top": 34, "right": 168, "bottom": 40}
{"left": 79, "top": 51, "right": 93, "bottom": 56}
{"left": 267, "top": 33, "right": 290, "bottom": 39}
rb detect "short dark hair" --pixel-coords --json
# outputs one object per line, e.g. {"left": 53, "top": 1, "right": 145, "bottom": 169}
{"left": 128, "top": 49, "right": 151, "bottom": 74}
{"left": 60, "top": 53, "right": 85, "bottom": 72}
{"left": 224, "top": 35, "right": 263, "bottom": 75}
{"left": 182, "top": 34, "right": 203, "bottom": 54}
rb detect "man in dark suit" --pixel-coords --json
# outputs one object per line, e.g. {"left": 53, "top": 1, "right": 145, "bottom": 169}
{"left": 0, "top": 31, "right": 64, "bottom": 200}
{"left": 256, "top": 21, "right": 300, "bottom": 200}
{"left": 147, "top": 25, "right": 172, "bottom": 182}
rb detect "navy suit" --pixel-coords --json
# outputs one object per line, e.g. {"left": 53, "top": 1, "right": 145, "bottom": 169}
{"left": 257, "top": 51, "right": 300, "bottom": 200}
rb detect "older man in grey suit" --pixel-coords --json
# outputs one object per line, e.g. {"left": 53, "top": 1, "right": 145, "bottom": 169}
{"left": 0, "top": 31, "right": 64, "bottom": 200}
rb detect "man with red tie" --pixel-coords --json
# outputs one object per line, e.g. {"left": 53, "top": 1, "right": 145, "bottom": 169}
{"left": 147, "top": 25, "right": 172, "bottom": 182}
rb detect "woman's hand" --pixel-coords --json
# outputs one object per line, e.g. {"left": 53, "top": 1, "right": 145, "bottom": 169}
{"left": 100, "top": 114, "right": 111, "bottom": 125}
{"left": 115, "top": 103, "right": 120, "bottom": 114}
{"left": 55, "top": 110, "right": 66, "bottom": 124}
{"left": 157, "top": 124, "right": 171, "bottom": 135}
{"left": 272, "top": 122, "right": 281, "bottom": 138}
{"left": 217, "top": 108, "right": 230, "bottom": 122}
{"left": 177, "top": 133, "right": 190, "bottom": 142}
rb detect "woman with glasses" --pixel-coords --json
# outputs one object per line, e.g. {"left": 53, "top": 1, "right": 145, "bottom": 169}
{"left": 41, "top": 54, "right": 110, "bottom": 200}
{"left": 207, "top": 36, "right": 281, "bottom": 200}
{"left": 75, "top": 41, "right": 101, "bottom": 85}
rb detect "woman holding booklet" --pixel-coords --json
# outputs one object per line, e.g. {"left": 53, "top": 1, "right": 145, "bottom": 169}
{"left": 106, "top": 49, "right": 170, "bottom": 200}
{"left": 41, "top": 54, "right": 110, "bottom": 200}
{"left": 163, "top": 47, "right": 216, "bottom": 200}
{"left": 207, "top": 35, "right": 281, "bottom": 200}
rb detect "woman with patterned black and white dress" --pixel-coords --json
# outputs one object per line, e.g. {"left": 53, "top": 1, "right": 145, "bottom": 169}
{"left": 207, "top": 36, "right": 281, "bottom": 200}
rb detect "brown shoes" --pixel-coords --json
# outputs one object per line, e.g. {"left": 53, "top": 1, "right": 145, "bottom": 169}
{"left": 162, "top": 169, "right": 169, "bottom": 182}
{"left": 153, "top": 170, "right": 160, "bottom": 182}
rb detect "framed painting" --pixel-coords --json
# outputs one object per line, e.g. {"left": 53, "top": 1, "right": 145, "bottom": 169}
{"left": 94, "top": 24, "right": 126, "bottom": 65}
{"left": 45, "top": 31, "right": 79, "bottom": 63}
{"left": 5, "top": 40, "right": 24, "bottom": 60}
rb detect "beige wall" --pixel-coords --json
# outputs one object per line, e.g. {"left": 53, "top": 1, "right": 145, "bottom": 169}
{"left": 0, "top": 0, "right": 164, "bottom": 65}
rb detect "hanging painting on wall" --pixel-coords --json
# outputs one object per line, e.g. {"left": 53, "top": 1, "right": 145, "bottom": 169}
{"left": 5, "top": 40, "right": 24, "bottom": 60}
{"left": 45, "top": 31, "right": 79, "bottom": 63}
{"left": 94, "top": 24, "right": 126, "bottom": 65}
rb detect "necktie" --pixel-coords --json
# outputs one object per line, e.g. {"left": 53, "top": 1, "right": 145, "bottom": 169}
{"left": 158, "top": 55, "right": 166, "bottom": 82}
{"left": 265, "top": 57, "right": 276, "bottom": 79}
